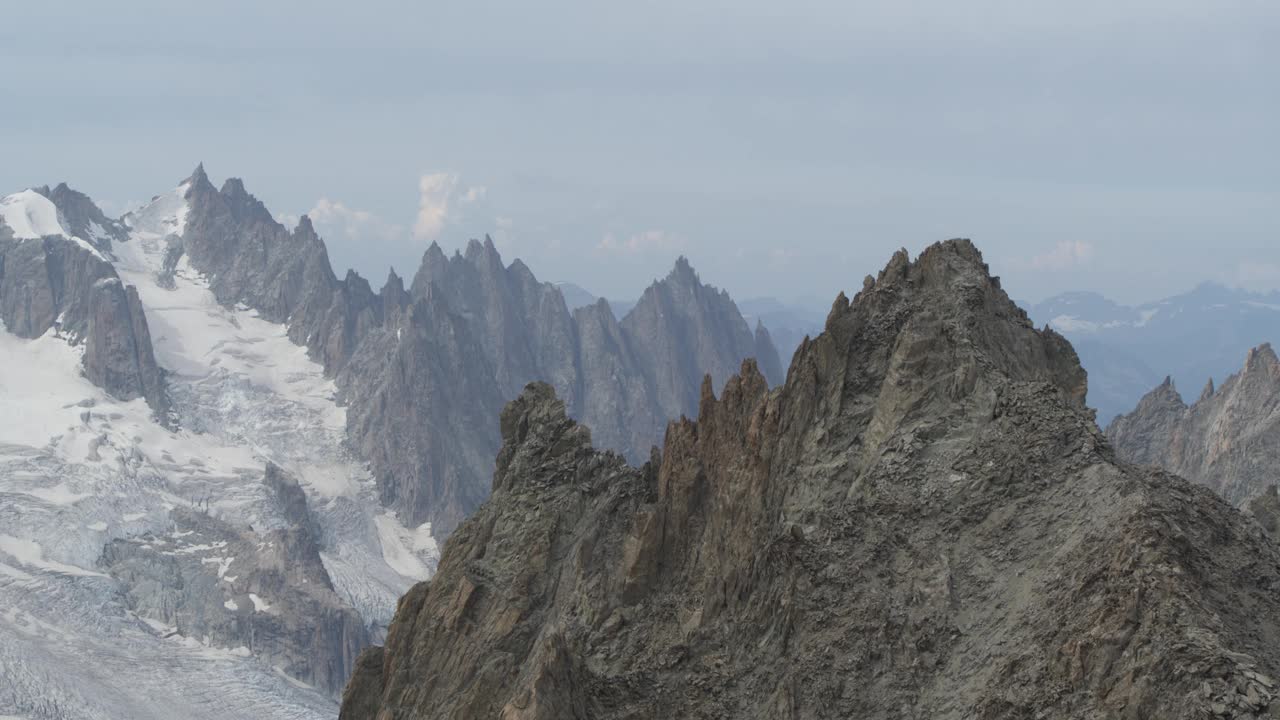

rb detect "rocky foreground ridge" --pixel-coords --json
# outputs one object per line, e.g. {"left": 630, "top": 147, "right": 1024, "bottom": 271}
{"left": 342, "top": 240, "right": 1280, "bottom": 720}
{"left": 1107, "top": 344, "right": 1280, "bottom": 507}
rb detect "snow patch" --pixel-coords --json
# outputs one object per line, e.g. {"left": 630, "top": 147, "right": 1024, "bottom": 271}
{"left": 0, "top": 190, "right": 66, "bottom": 239}
{"left": 249, "top": 593, "right": 272, "bottom": 612}
{"left": 201, "top": 555, "right": 235, "bottom": 578}
{"left": 1245, "top": 300, "right": 1280, "bottom": 312}
{"left": 0, "top": 535, "right": 106, "bottom": 577}
{"left": 374, "top": 513, "right": 438, "bottom": 580}
{"left": 1049, "top": 314, "right": 1099, "bottom": 333}
{"left": 224, "top": 598, "right": 239, "bottom": 611}
{"left": 121, "top": 180, "right": 191, "bottom": 248}
{"left": 0, "top": 190, "right": 108, "bottom": 260}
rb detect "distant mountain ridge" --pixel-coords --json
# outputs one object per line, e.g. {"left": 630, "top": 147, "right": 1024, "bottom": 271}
{"left": 737, "top": 295, "right": 827, "bottom": 365}
{"left": 1107, "top": 343, "right": 1280, "bottom": 506}
{"left": 170, "top": 163, "right": 782, "bottom": 534}
{"left": 1028, "top": 283, "right": 1280, "bottom": 423}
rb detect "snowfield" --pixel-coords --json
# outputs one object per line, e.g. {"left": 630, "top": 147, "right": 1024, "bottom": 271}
{"left": 0, "top": 190, "right": 67, "bottom": 240}
{"left": 0, "top": 189, "right": 106, "bottom": 260}
{"left": 0, "top": 181, "right": 439, "bottom": 719}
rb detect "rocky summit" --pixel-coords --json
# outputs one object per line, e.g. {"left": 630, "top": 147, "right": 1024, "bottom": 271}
{"left": 1107, "top": 344, "right": 1280, "bottom": 507}
{"left": 341, "top": 240, "right": 1280, "bottom": 720}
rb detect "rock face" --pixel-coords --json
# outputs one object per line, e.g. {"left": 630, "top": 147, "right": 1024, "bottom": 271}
{"left": 169, "top": 168, "right": 781, "bottom": 535}
{"left": 0, "top": 189, "right": 170, "bottom": 421}
{"left": 1107, "top": 344, "right": 1280, "bottom": 506}
{"left": 102, "top": 465, "right": 369, "bottom": 696}
{"left": 343, "top": 240, "right": 1280, "bottom": 720}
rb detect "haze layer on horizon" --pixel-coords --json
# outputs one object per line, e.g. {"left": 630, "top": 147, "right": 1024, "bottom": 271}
{"left": 2, "top": 0, "right": 1277, "bottom": 307}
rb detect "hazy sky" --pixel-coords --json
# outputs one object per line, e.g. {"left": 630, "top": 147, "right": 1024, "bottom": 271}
{"left": 2, "top": 1, "right": 1277, "bottom": 308}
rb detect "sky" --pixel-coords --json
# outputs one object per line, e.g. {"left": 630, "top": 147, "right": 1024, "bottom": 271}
{"left": 2, "top": 1, "right": 1277, "bottom": 309}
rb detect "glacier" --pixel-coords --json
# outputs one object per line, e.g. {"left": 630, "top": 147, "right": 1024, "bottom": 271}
{"left": 0, "top": 181, "right": 438, "bottom": 719}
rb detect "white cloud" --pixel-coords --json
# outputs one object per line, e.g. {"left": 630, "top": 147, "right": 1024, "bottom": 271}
{"left": 308, "top": 197, "right": 404, "bottom": 243}
{"left": 1028, "top": 240, "right": 1095, "bottom": 271}
{"left": 596, "top": 229, "right": 684, "bottom": 255}
{"left": 412, "top": 173, "right": 487, "bottom": 241}
{"left": 413, "top": 173, "right": 456, "bottom": 241}
{"left": 275, "top": 212, "right": 301, "bottom": 231}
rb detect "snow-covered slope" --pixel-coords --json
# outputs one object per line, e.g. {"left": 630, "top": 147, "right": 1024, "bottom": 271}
{"left": 0, "top": 179, "right": 438, "bottom": 718}
{"left": 0, "top": 190, "right": 66, "bottom": 239}
{"left": 0, "top": 189, "right": 106, "bottom": 259}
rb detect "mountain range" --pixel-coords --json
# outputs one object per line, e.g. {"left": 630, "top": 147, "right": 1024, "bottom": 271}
{"left": 1028, "top": 284, "right": 1280, "bottom": 424}
{"left": 343, "top": 241, "right": 1280, "bottom": 720}
{"left": 0, "top": 166, "right": 780, "bottom": 718}
{"left": 1107, "top": 343, "right": 1280, "bottom": 507}
{"left": 5, "top": 166, "right": 1280, "bottom": 719}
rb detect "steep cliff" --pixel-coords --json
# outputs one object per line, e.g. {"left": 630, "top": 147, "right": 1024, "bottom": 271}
{"left": 0, "top": 188, "right": 170, "bottom": 421}
{"left": 1107, "top": 344, "right": 1280, "bottom": 506}
{"left": 343, "top": 240, "right": 1280, "bottom": 720}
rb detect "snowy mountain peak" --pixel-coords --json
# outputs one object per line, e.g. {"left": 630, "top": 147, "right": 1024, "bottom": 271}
{"left": 1, "top": 188, "right": 112, "bottom": 262}
{"left": 119, "top": 179, "right": 192, "bottom": 271}
{"left": 0, "top": 189, "right": 70, "bottom": 240}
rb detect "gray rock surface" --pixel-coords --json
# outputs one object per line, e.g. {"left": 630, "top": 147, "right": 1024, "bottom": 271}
{"left": 1107, "top": 344, "right": 1280, "bottom": 506}
{"left": 342, "top": 240, "right": 1280, "bottom": 720}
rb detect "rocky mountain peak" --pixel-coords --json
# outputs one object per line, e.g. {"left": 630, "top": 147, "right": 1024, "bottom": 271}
{"left": 345, "top": 240, "right": 1280, "bottom": 719}
{"left": 409, "top": 241, "right": 450, "bottom": 298}
{"left": 493, "top": 382, "right": 595, "bottom": 493}
{"left": 424, "top": 239, "right": 447, "bottom": 265}
{"left": 1246, "top": 342, "right": 1279, "bottom": 374}
{"left": 35, "top": 181, "right": 128, "bottom": 248}
{"left": 293, "top": 214, "right": 320, "bottom": 241}
{"left": 1108, "top": 343, "right": 1280, "bottom": 505}
{"left": 667, "top": 254, "right": 698, "bottom": 285}
{"left": 382, "top": 267, "right": 404, "bottom": 294}
{"left": 813, "top": 239, "right": 1087, "bottom": 418}
{"left": 186, "top": 162, "right": 213, "bottom": 192}
{"left": 1198, "top": 377, "right": 1216, "bottom": 403}
{"left": 220, "top": 177, "right": 276, "bottom": 226}
{"left": 462, "top": 235, "right": 502, "bottom": 268}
